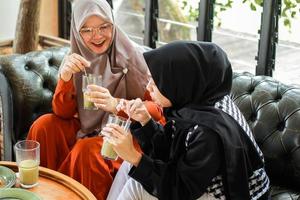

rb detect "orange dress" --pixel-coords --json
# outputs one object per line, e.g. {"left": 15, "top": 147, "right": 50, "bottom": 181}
{"left": 27, "top": 79, "right": 165, "bottom": 200}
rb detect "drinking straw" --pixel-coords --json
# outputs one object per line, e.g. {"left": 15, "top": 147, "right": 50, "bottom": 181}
{"left": 125, "top": 101, "right": 131, "bottom": 132}
{"left": 83, "top": 67, "right": 90, "bottom": 85}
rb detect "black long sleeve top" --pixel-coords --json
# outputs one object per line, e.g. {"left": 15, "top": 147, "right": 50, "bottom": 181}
{"left": 129, "top": 119, "right": 223, "bottom": 200}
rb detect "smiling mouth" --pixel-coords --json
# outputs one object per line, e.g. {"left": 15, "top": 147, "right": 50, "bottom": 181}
{"left": 92, "top": 40, "right": 105, "bottom": 47}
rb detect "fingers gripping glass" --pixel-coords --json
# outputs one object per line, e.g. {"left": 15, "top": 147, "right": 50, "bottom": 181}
{"left": 80, "top": 23, "right": 113, "bottom": 40}
{"left": 100, "top": 114, "right": 131, "bottom": 161}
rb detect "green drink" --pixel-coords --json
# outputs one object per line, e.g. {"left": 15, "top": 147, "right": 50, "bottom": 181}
{"left": 101, "top": 115, "right": 131, "bottom": 160}
{"left": 14, "top": 140, "right": 40, "bottom": 188}
{"left": 82, "top": 74, "right": 102, "bottom": 110}
{"left": 83, "top": 90, "right": 97, "bottom": 110}
{"left": 19, "top": 159, "right": 39, "bottom": 186}
{"left": 101, "top": 139, "right": 118, "bottom": 160}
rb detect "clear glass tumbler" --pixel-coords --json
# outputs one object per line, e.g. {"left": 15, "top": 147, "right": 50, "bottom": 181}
{"left": 14, "top": 140, "right": 40, "bottom": 188}
{"left": 101, "top": 114, "right": 131, "bottom": 160}
{"left": 82, "top": 74, "right": 102, "bottom": 110}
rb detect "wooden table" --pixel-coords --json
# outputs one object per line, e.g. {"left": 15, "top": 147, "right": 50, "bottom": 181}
{"left": 0, "top": 161, "right": 97, "bottom": 200}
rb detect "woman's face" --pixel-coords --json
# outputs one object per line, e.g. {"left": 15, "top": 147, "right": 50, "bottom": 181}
{"left": 80, "top": 15, "right": 113, "bottom": 54}
{"left": 146, "top": 79, "right": 172, "bottom": 108}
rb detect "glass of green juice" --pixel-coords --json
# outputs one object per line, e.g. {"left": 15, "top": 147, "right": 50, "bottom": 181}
{"left": 82, "top": 74, "right": 102, "bottom": 110}
{"left": 14, "top": 140, "right": 40, "bottom": 188}
{"left": 101, "top": 114, "right": 131, "bottom": 160}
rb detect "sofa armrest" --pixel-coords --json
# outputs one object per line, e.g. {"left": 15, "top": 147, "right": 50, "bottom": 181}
{"left": 0, "top": 46, "right": 70, "bottom": 161}
{"left": 0, "top": 71, "right": 14, "bottom": 161}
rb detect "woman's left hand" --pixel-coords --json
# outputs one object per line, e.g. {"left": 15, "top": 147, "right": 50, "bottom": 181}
{"left": 86, "top": 85, "right": 118, "bottom": 113}
{"left": 120, "top": 98, "right": 152, "bottom": 126}
{"left": 102, "top": 124, "right": 142, "bottom": 166}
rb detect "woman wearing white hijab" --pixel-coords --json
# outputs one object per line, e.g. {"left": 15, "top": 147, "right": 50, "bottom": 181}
{"left": 27, "top": 0, "right": 165, "bottom": 199}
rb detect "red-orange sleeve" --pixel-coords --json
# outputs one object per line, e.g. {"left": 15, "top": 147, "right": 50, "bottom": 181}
{"left": 144, "top": 101, "right": 166, "bottom": 125}
{"left": 143, "top": 90, "right": 166, "bottom": 125}
{"left": 52, "top": 78, "right": 77, "bottom": 119}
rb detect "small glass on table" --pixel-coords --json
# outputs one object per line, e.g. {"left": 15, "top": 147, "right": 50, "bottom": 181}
{"left": 101, "top": 114, "right": 131, "bottom": 160}
{"left": 14, "top": 140, "right": 40, "bottom": 188}
{"left": 82, "top": 74, "right": 102, "bottom": 110}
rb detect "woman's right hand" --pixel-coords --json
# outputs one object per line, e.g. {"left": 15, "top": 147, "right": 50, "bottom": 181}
{"left": 60, "top": 53, "right": 91, "bottom": 82}
{"left": 87, "top": 85, "right": 118, "bottom": 113}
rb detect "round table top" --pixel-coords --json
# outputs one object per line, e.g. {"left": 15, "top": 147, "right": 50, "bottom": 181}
{"left": 0, "top": 161, "right": 97, "bottom": 200}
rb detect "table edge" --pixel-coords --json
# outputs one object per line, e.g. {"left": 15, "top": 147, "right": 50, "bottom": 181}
{"left": 0, "top": 161, "right": 97, "bottom": 200}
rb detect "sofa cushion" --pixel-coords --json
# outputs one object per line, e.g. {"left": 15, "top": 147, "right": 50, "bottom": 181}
{"left": 271, "top": 186, "right": 300, "bottom": 200}
{"left": 231, "top": 72, "right": 300, "bottom": 191}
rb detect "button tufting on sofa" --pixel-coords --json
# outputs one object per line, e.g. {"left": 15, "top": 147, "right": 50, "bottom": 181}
{"left": 232, "top": 72, "right": 300, "bottom": 199}
{"left": 0, "top": 48, "right": 299, "bottom": 199}
{"left": 249, "top": 112, "right": 257, "bottom": 122}
{"left": 48, "top": 58, "right": 54, "bottom": 66}
{"left": 0, "top": 46, "right": 69, "bottom": 160}
{"left": 24, "top": 65, "right": 31, "bottom": 71}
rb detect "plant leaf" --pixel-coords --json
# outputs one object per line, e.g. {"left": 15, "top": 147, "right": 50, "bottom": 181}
{"left": 250, "top": 3, "right": 257, "bottom": 11}
{"left": 284, "top": 18, "right": 291, "bottom": 28}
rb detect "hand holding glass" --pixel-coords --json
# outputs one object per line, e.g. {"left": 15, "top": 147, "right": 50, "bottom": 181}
{"left": 82, "top": 74, "right": 102, "bottom": 110}
{"left": 101, "top": 114, "right": 131, "bottom": 160}
{"left": 14, "top": 140, "right": 40, "bottom": 188}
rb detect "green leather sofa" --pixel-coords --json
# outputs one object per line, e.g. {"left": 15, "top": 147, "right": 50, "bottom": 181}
{"left": 0, "top": 47, "right": 299, "bottom": 199}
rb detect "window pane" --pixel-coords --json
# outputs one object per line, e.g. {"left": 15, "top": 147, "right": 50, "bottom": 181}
{"left": 212, "top": 1, "right": 262, "bottom": 74}
{"left": 157, "top": 0, "right": 197, "bottom": 44}
{"left": 273, "top": 4, "right": 300, "bottom": 85}
{"left": 157, "top": 19, "right": 197, "bottom": 43}
{"left": 113, "top": 0, "right": 145, "bottom": 45}
{"left": 113, "top": 0, "right": 145, "bottom": 14}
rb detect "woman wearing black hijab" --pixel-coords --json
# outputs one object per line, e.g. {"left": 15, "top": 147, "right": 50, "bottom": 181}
{"left": 103, "top": 41, "right": 270, "bottom": 200}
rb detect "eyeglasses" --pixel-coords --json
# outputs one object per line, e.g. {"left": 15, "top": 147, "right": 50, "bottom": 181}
{"left": 80, "top": 23, "right": 113, "bottom": 40}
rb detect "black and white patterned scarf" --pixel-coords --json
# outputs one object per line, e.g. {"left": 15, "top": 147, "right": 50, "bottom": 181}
{"left": 204, "top": 95, "right": 270, "bottom": 200}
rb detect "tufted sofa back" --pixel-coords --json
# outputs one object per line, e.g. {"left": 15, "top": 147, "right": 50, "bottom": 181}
{"left": 0, "top": 47, "right": 69, "bottom": 160}
{"left": 231, "top": 72, "right": 300, "bottom": 193}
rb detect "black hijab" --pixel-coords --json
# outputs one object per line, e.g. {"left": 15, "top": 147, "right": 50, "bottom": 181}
{"left": 143, "top": 41, "right": 263, "bottom": 200}
{"left": 143, "top": 41, "right": 232, "bottom": 109}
